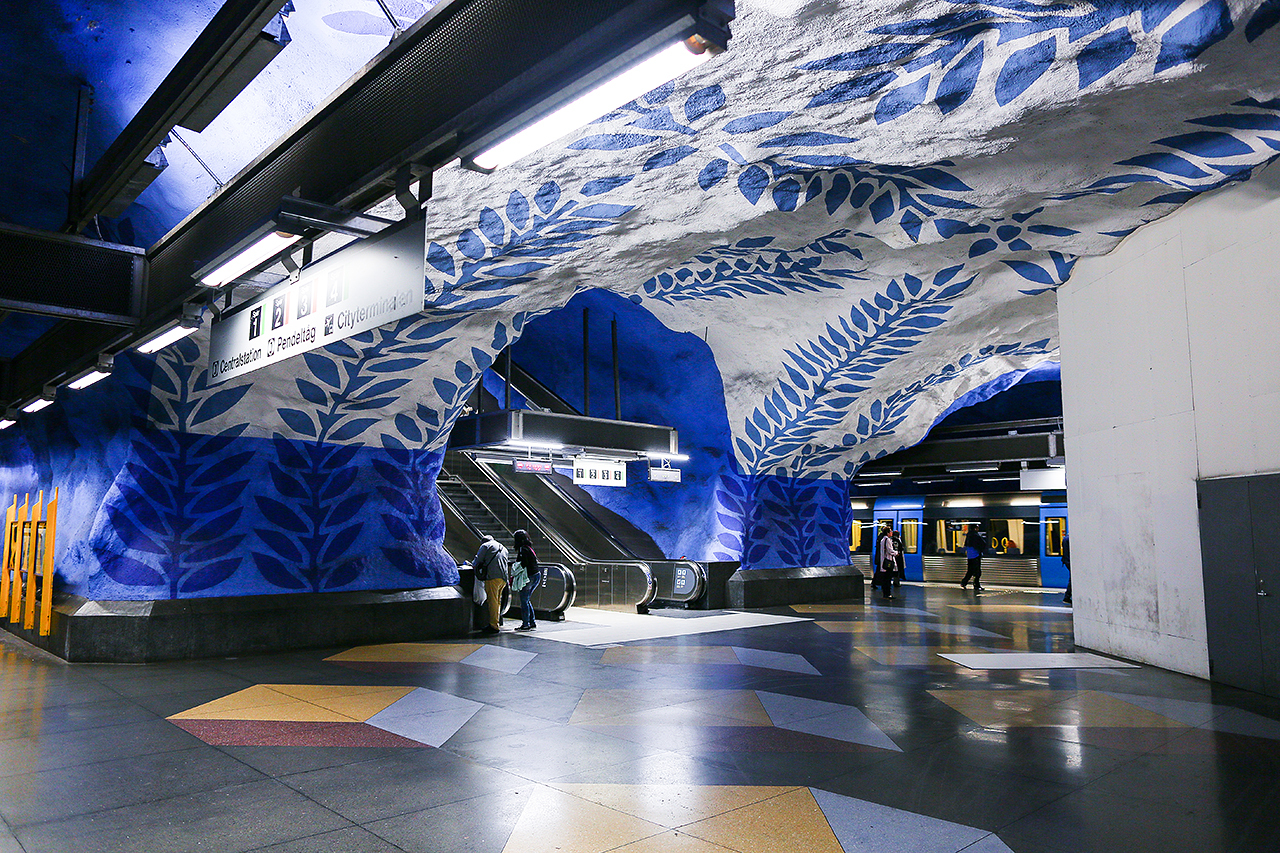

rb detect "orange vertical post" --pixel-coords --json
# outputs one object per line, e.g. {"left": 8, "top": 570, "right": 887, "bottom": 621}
{"left": 8, "top": 496, "right": 26, "bottom": 624}
{"left": 39, "top": 488, "right": 58, "bottom": 636}
{"left": 0, "top": 497, "right": 14, "bottom": 619}
{"left": 24, "top": 491, "right": 43, "bottom": 630}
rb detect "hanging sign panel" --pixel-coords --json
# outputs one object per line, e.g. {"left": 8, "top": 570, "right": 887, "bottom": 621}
{"left": 514, "top": 459, "right": 554, "bottom": 474}
{"left": 649, "top": 466, "right": 681, "bottom": 483}
{"left": 573, "top": 457, "right": 627, "bottom": 488}
{"left": 208, "top": 217, "right": 426, "bottom": 385}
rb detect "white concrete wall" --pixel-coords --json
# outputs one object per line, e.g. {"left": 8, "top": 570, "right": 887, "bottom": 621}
{"left": 1059, "top": 162, "right": 1280, "bottom": 678}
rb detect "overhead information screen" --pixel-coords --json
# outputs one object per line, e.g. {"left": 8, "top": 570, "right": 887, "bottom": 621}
{"left": 208, "top": 218, "right": 425, "bottom": 385}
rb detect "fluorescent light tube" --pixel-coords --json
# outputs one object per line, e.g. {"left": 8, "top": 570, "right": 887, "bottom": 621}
{"left": 68, "top": 369, "right": 112, "bottom": 390}
{"left": 948, "top": 498, "right": 984, "bottom": 508}
{"left": 981, "top": 476, "right": 1021, "bottom": 482}
{"left": 472, "top": 39, "right": 712, "bottom": 170}
{"left": 200, "top": 230, "right": 302, "bottom": 287}
{"left": 645, "top": 451, "right": 689, "bottom": 461}
{"left": 946, "top": 464, "right": 1000, "bottom": 473}
{"left": 856, "top": 481, "right": 890, "bottom": 487}
{"left": 505, "top": 439, "right": 564, "bottom": 451}
{"left": 136, "top": 323, "right": 200, "bottom": 354}
{"left": 0, "top": 419, "right": 15, "bottom": 430}
{"left": 22, "top": 397, "right": 54, "bottom": 414}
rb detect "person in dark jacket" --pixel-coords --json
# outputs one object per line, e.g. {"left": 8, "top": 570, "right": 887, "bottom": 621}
{"left": 960, "top": 525, "right": 985, "bottom": 591}
{"left": 512, "top": 529, "right": 541, "bottom": 631}
{"left": 1062, "top": 534, "right": 1072, "bottom": 605}
{"left": 472, "top": 534, "right": 509, "bottom": 634}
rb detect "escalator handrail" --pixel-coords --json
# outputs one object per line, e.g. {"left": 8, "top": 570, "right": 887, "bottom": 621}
{"left": 436, "top": 477, "right": 492, "bottom": 542}
{"left": 442, "top": 454, "right": 564, "bottom": 561}
{"left": 455, "top": 453, "right": 657, "bottom": 607}
{"left": 650, "top": 559, "right": 707, "bottom": 604}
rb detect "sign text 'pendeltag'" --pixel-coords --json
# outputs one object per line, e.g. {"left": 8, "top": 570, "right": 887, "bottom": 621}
{"left": 208, "top": 218, "right": 427, "bottom": 385}
{"left": 572, "top": 457, "right": 627, "bottom": 488}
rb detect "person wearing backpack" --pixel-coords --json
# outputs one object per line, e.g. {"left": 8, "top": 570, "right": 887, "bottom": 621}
{"left": 472, "top": 534, "right": 509, "bottom": 634}
{"left": 961, "top": 524, "right": 986, "bottom": 592}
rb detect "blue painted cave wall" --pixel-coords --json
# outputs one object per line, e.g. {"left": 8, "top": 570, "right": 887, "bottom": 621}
{"left": 509, "top": 289, "right": 852, "bottom": 569}
{"left": 0, "top": 343, "right": 457, "bottom": 602}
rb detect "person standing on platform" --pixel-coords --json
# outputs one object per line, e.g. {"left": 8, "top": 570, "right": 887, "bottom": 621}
{"left": 472, "top": 534, "right": 509, "bottom": 635}
{"left": 1062, "top": 534, "right": 1072, "bottom": 605}
{"left": 892, "top": 528, "right": 905, "bottom": 588}
{"left": 874, "top": 524, "right": 897, "bottom": 600}
{"left": 960, "top": 524, "right": 986, "bottom": 591}
{"left": 512, "top": 529, "right": 541, "bottom": 631}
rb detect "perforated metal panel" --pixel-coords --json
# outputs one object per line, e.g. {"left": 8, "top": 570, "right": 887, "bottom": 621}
{"left": 0, "top": 225, "right": 144, "bottom": 324}
{"left": 923, "top": 556, "right": 1043, "bottom": 587}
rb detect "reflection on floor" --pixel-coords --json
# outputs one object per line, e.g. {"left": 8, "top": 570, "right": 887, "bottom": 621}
{"left": 3, "top": 584, "right": 1280, "bottom": 853}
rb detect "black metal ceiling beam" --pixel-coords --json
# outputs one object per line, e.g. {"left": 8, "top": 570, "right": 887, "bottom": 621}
{"left": 857, "top": 431, "right": 1065, "bottom": 475}
{"left": 65, "top": 0, "right": 291, "bottom": 234}
{"left": 20, "top": 0, "right": 725, "bottom": 407}
{"left": 0, "top": 224, "right": 145, "bottom": 326}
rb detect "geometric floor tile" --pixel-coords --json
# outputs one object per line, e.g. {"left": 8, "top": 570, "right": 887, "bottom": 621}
{"left": 679, "top": 787, "right": 844, "bottom": 853}
{"left": 566, "top": 688, "right": 899, "bottom": 751}
{"left": 365, "top": 688, "right": 484, "bottom": 746}
{"left": 818, "top": 622, "right": 1007, "bottom": 639}
{"left": 791, "top": 604, "right": 938, "bottom": 618}
{"left": 501, "top": 785, "right": 669, "bottom": 853}
{"left": 549, "top": 784, "right": 796, "bottom": 829}
{"left": 756, "top": 691, "right": 900, "bottom": 751}
{"left": 598, "top": 645, "right": 819, "bottom": 675}
{"left": 533, "top": 608, "right": 811, "bottom": 647}
{"left": 928, "top": 689, "right": 1192, "bottom": 729}
{"left": 324, "top": 642, "right": 537, "bottom": 674}
{"left": 1203, "top": 707, "right": 1280, "bottom": 741}
{"left": 811, "top": 787, "right": 1012, "bottom": 853}
{"left": 938, "top": 652, "right": 1139, "bottom": 669}
{"left": 1098, "top": 691, "right": 1224, "bottom": 727}
{"left": 168, "top": 685, "right": 479, "bottom": 748}
{"left": 854, "top": 644, "right": 990, "bottom": 666}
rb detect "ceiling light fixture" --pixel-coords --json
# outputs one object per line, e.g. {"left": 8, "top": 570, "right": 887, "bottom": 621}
{"left": 505, "top": 439, "right": 565, "bottom": 451}
{"left": 856, "top": 481, "right": 891, "bottom": 488}
{"left": 195, "top": 197, "right": 394, "bottom": 288}
{"left": 66, "top": 355, "right": 115, "bottom": 391}
{"left": 21, "top": 389, "right": 56, "bottom": 414}
{"left": 136, "top": 305, "right": 204, "bottom": 354}
{"left": 946, "top": 464, "right": 1001, "bottom": 474}
{"left": 0, "top": 418, "right": 15, "bottom": 431}
{"left": 645, "top": 451, "right": 690, "bottom": 462}
{"left": 470, "top": 38, "right": 717, "bottom": 171}
{"left": 980, "top": 476, "right": 1021, "bottom": 483}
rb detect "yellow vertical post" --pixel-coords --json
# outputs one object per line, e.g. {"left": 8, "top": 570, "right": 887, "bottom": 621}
{"left": 39, "top": 488, "right": 58, "bottom": 636}
{"left": 0, "top": 497, "right": 14, "bottom": 619}
{"left": 8, "top": 496, "right": 27, "bottom": 624}
{"left": 24, "top": 491, "right": 43, "bottom": 630}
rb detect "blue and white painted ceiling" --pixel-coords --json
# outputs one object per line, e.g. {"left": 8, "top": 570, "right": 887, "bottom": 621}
{"left": 10, "top": 1, "right": 1280, "bottom": 480}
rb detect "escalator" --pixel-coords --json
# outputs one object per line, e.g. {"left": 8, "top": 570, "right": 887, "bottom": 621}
{"left": 437, "top": 358, "right": 707, "bottom": 612}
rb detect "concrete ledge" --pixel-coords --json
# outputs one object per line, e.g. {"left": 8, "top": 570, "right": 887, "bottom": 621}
{"left": 726, "top": 565, "right": 864, "bottom": 609}
{"left": 1, "top": 587, "right": 472, "bottom": 663}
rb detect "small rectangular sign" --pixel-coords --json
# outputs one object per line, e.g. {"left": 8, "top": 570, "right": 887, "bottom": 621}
{"left": 208, "top": 218, "right": 426, "bottom": 385}
{"left": 649, "top": 467, "right": 681, "bottom": 483}
{"left": 573, "top": 457, "right": 627, "bottom": 488}
{"left": 514, "top": 459, "right": 554, "bottom": 475}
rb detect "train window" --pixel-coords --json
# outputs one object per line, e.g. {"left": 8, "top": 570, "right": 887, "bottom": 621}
{"left": 1044, "top": 518, "right": 1065, "bottom": 556}
{"left": 987, "top": 519, "right": 1025, "bottom": 555}
{"left": 850, "top": 521, "right": 874, "bottom": 554}
{"left": 901, "top": 518, "right": 919, "bottom": 554}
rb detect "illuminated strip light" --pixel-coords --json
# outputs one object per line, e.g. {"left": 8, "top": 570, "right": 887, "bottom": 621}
{"left": 948, "top": 498, "right": 984, "bottom": 508}
{"left": 946, "top": 464, "right": 1000, "bottom": 474}
{"left": 471, "top": 39, "right": 713, "bottom": 170}
{"left": 857, "top": 481, "right": 891, "bottom": 487}
{"left": 0, "top": 419, "right": 16, "bottom": 430}
{"left": 980, "top": 476, "right": 1021, "bottom": 482}
{"left": 504, "top": 439, "right": 564, "bottom": 451}
{"left": 67, "top": 370, "right": 112, "bottom": 390}
{"left": 199, "top": 230, "right": 302, "bottom": 288}
{"left": 22, "top": 397, "right": 54, "bottom": 414}
{"left": 136, "top": 321, "right": 201, "bottom": 354}
{"left": 645, "top": 451, "right": 689, "bottom": 462}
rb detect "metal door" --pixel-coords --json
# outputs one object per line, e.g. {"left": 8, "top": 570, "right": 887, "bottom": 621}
{"left": 874, "top": 509, "right": 924, "bottom": 581}
{"left": 1198, "top": 477, "right": 1265, "bottom": 694}
{"left": 1248, "top": 475, "right": 1280, "bottom": 696}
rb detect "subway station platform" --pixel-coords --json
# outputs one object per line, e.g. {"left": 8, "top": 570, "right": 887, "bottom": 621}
{"left": 2, "top": 587, "right": 1278, "bottom": 853}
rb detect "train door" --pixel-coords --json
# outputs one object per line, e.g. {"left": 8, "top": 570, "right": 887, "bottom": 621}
{"left": 873, "top": 498, "right": 924, "bottom": 581}
{"left": 1039, "top": 501, "right": 1069, "bottom": 588}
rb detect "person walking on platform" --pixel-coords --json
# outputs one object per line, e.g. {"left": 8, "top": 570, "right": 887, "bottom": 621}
{"left": 874, "top": 524, "right": 897, "bottom": 600}
{"left": 960, "top": 524, "right": 986, "bottom": 591}
{"left": 472, "top": 534, "right": 509, "bottom": 635}
{"left": 512, "top": 529, "right": 541, "bottom": 631}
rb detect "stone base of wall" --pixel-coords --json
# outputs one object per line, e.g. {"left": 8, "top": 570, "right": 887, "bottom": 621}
{"left": 725, "top": 565, "right": 865, "bottom": 609}
{"left": 1, "top": 587, "right": 472, "bottom": 663}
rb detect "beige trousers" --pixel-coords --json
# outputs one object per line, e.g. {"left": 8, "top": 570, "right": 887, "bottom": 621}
{"left": 485, "top": 578, "right": 506, "bottom": 629}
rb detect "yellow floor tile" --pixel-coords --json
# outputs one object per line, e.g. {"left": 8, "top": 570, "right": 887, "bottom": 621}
{"left": 680, "top": 788, "right": 842, "bottom": 853}
{"left": 569, "top": 689, "right": 722, "bottom": 724}
{"left": 817, "top": 621, "right": 938, "bottom": 635}
{"left": 318, "top": 687, "right": 417, "bottom": 721}
{"left": 324, "top": 642, "right": 479, "bottom": 663}
{"left": 550, "top": 785, "right": 796, "bottom": 829}
{"left": 673, "top": 691, "right": 772, "bottom": 726}
{"left": 600, "top": 646, "right": 739, "bottom": 666}
{"left": 168, "top": 685, "right": 297, "bottom": 719}
{"left": 269, "top": 684, "right": 409, "bottom": 702}
{"left": 502, "top": 785, "right": 667, "bottom": 853}
{"left": 609, "top": 830, "right": 739, "bottom": 853}
{"left": 930, "top": 689, "right": 1189, "bottom": 729}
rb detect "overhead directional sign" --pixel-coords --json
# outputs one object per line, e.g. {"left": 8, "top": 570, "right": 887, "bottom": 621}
{"left": 208, "top": 217, "right": 425, "bottom": 385}
{"left": 573, "top": 456, "right": 627, "bottom": 487}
